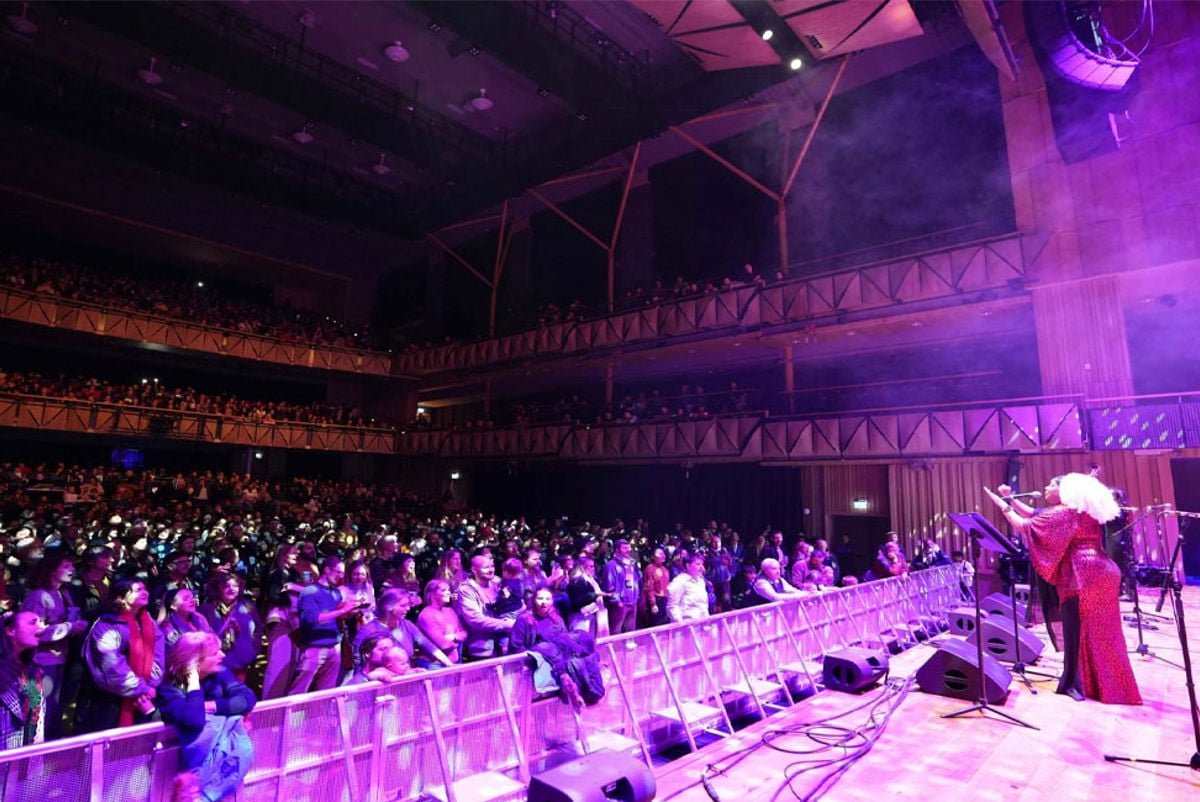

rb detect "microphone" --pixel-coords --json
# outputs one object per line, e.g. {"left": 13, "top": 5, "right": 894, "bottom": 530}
{"left": 1009, "top": 491, "right": 1042, "bottom": 499}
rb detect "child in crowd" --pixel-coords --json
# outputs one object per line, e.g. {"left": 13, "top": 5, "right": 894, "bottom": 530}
{"left": 491, "top": 558, "right": 527, "bottom": 619}
{"left": 489, "top": 557, "right": 527, "bottom": 654}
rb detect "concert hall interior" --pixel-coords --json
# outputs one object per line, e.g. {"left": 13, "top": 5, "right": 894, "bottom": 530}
{"left": 0, "top": 1, "right": 1198, "bottom": 801}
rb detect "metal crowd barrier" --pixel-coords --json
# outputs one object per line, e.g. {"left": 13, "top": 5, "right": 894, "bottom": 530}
{"left": 0, "top": 566, "right": 961, "bottom": 802}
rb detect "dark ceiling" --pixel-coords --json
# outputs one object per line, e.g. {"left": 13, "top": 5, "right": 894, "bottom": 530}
{"left": 0, "top": 0, "right": 977, "bottom": 241}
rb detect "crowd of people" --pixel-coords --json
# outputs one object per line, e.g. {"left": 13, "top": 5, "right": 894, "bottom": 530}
{"left": 0, "top": 368, "right": 394, "bottom": 430}
{"left": 542, "top": 263, "right": 783, "bottom": 327}
{"left": 401, "top": 263, "right": 788, "bottom": 350}
{"left": 0, "top": 253, "right": 375, "bottom": 351}
{"left": 434, "top": 382, "right": 759, "bottom": 431}
{"left": 0, "top": 461, "right": 967, "bottom": 754}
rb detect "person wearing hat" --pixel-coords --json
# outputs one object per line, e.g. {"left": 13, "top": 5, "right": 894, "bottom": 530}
{"left": 19, "top": 549, "right": 86, "bottom": 739}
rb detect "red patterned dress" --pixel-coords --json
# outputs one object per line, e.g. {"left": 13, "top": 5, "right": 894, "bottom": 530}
{"left": 1027, "top": 506, "right": 1142, "bottom": 704}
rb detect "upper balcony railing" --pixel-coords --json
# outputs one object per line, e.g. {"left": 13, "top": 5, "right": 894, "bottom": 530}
{"left": 397, "top": 395, "right": 1088, "bottom": 461}
{"left": 0, "top": 285, "right": 394, "bottom": 376}
{"left": 0, "top": 393, "right": 397, "bottom": 454}
{"left": 3, "top": 235, "right": 1026, "bottom": 382}
{"left": 6, "top": 390, "right": 1197, "bottom": 461}
{"left": 395, "top": 234, "right": 1027, "bottom": 376}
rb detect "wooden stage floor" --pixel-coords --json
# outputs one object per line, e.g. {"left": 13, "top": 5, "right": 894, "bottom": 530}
{"left": 651, "top": 587, "right": 1200, "bottom": 802}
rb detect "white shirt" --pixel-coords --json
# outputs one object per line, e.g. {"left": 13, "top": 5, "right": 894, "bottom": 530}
{"left": 666, "top": 573, "right": 710, "bottom": 623}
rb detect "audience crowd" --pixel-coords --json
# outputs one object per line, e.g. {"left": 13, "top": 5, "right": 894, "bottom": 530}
{"left": 400, "top": 263, "right": 787, "bottom": 351}
{"left": 0, "top": 368, "right": 393, "bottom": 430}
{"left": 0, "top": 254, "right": 375, "bottom": 351}
{"left": 0, "top": 461, "right": 964, "bottom": 752}
{"left": 435, "top": 382, "right": 759, "bottom": 431}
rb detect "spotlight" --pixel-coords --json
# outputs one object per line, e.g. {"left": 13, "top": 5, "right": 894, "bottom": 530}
{"left": 576, "top": 111, "right": 588, "bottom": 122}
{"left": 536, "top": 86, "right": 551, "bottom": 97}
{"left": 762, "top": 29, "right": 774, "bottom": 41}
{"left": 254, "top": 451, "right": 264, "bottom": 460}
{"left": 292, "top": 122, "right": 315, "bottom": 144}
{"left": 449, "top": 470, "right": 462, "bottom": 480}
{"left": 383, "top": 41, "right": 411, "bottom": 63}
{"left": 789, "top": 57, "right": 803, "bottom": 71}
{"left": 427, "top": 20, "right": 442, "bottom": 33}
{"left": 467, "top": 45, "right": 481, "bottom": 56}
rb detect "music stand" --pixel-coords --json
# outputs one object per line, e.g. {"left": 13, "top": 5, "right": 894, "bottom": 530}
{"left": 944, "top": 512, "right": 1037, "bottom": 729}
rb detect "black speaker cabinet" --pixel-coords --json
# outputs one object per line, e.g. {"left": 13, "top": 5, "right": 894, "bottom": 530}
{"left": 981, "top": 593, "right": 1027, "bottom": 623}
{"left": 528, "top": 749, "right": 656, "bottom": 802}
{"left": 947, "top": 606, "right": 987, "bottom": 636}
{"left": 915, "top": 638, "right": 1013, "bottom": 704}
{"left": 966, "top": 618, "right": 1046, "bottom": 664}
{"left": 822, "top": 647, "right": 889, "bottom": 693}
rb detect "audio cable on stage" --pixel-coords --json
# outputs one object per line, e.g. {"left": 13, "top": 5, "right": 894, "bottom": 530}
{"left": 657, "top": 672, "right": 917, "bottom": 802}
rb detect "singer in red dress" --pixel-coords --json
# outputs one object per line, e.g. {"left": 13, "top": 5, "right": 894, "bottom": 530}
{"left": 987, "top": 473, "right": 1141, "bottom": 704}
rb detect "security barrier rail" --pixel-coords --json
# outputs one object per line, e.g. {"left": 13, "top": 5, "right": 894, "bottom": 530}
{"left": 0, "top": 566, "right": 962, "bottom": 802}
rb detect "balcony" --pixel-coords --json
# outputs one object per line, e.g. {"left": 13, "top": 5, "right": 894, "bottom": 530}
{"left": 0, "top": 286, "right": 394, "bottom": 376}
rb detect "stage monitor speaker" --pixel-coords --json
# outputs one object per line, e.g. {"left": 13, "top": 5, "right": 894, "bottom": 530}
{"left": 528, "top": 749, "right": 656, "bottom": 802}
{"left": 966, "top": 618, "right": 1046, "bottom": 664}
{"left": 822, "top": 647, "right": 889, "bottom": 693}
{"left": 981, "top": 593, "right": 1027, "bottom": 622}
{"left": 948, "top": 606, "right": 987, "bottom": 636}
{"left": 915, "top": 637, "right": 1012, "bottom": 704}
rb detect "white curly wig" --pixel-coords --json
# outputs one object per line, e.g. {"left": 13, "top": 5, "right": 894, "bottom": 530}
{"left": 1055, "top": 472, "right": 1120, "bottom": 525}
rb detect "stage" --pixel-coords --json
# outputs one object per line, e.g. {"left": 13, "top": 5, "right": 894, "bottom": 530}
{"left": 651, "top": 587, "right": 1200, "bottom": 802}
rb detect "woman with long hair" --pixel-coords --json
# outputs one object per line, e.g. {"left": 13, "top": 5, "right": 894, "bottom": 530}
{"left": 393, "top": 555, "right": 422, "bottom": 596}
{"left": 160, "top": 587, "right": 215, "bottom": 649}
{"left": 20, "top": 548, "right": 87, "bottom": 739}
{"left": 158, "top": 632, "right": 256, "bottom": 802}
{"left": 260, "top": 543, "right": 305, "bottom": 700}
{"left": 566, "top": 554, "right": 609, "bottom": 638}
{"left": 343, "top": 560, "right": 376, "bottom": 620}
{"left": 435, "top": 549, "right": 468, "bottom": 595}
{"left": 988, "top": 473, "right": 1142, "bottom": 704}
{"left": 199, "top": 573, "right": 262, "bottom": 684}
{"left": 0, "top": 611, "right": 47, "bottom": 748}
{"left": 415, "top": 579, "right": 465, "bottom": 664}
{"left": 77, "top": 577, "right": 164, "bottom": 733}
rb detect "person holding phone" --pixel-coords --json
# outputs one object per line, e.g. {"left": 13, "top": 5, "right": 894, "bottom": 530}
{"left": 289, "top": 556, "right": 361, "bottom": 694}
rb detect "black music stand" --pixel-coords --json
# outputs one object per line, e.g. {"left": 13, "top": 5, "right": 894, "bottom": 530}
{"left": 944, "top": 511, "right": 1037, "bottom": 729}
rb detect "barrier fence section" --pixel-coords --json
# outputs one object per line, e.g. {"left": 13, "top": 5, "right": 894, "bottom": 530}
{"left": 0, "top": 566, "right": 961, "bottom": 802}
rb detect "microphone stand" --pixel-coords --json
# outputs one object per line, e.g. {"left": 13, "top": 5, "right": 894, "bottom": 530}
{"left": 1003, "top": 546, "right": 1057, "bottom": 692}
{"left": 1120, "top": 508, "right": 1183, "bottom": 669}
{"left": 943, "top": 515, "right": 1037, "bottom": 730}
{"left": 1105, "top": 511, "right": 1200, "bottom": 771}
